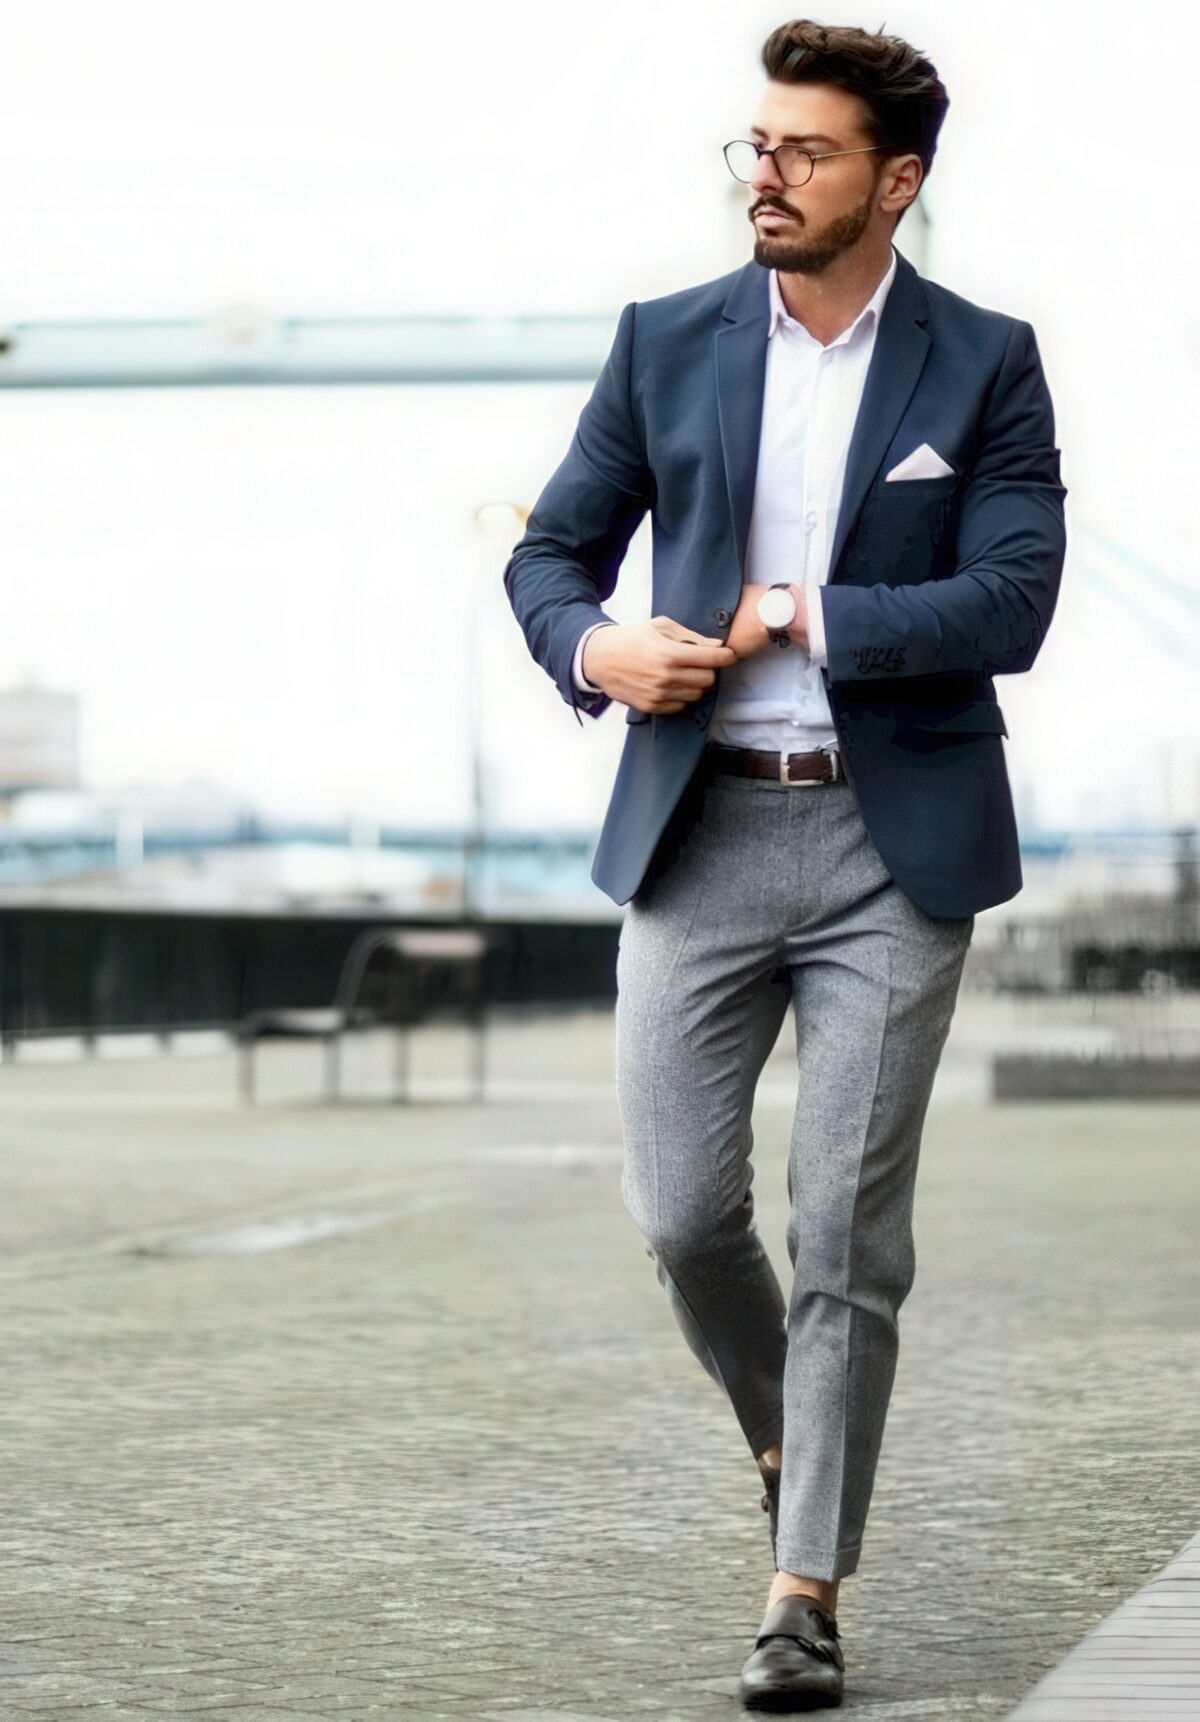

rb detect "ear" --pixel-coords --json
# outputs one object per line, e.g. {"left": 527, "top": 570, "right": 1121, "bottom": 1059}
{"left": 879, "top": 150, "right": 923, "bottom": 212}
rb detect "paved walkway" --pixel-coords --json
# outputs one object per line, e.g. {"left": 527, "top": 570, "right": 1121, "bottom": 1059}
{"left": 1, "top": 995, "right": 1198, "bottom": 1718}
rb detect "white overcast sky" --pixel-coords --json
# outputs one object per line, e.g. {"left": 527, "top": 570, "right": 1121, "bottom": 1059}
{"left": 0, "top": 0, "right": 1197, "bottom": 834}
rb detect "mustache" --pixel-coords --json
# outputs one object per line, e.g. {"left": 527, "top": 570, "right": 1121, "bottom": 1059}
{"left": 752, "top": 203, "right": 798, "bottom": 218}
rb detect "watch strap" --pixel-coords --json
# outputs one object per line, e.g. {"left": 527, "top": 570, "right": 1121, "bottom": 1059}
{"left": 765, "top": 582, "right": 795, "bottom": 646}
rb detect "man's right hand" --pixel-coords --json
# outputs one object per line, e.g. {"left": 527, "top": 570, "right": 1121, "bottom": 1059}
{"left": 582, "top": 616, "right": 739, "bottom": 715}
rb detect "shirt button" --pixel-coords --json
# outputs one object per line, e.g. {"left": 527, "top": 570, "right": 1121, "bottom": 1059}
{"left": 805, "top": 511, "right": 817, "bottom": 530}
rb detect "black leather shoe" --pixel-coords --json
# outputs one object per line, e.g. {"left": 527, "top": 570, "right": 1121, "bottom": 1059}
{"left": 757, "top": 1462, "right": 781, "bottom": 1569}
{"left": 738, "top": 1592, "right": 845, "bottom": 1710}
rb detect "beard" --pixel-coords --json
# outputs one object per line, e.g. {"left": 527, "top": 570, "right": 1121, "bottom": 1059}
{"left": 752, "top": 182, "right": 876, "bottom": 274}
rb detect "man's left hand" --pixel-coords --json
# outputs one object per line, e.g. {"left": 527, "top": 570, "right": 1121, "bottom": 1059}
{"left": 725, "top": 582, "right": 809, "bottom": 658}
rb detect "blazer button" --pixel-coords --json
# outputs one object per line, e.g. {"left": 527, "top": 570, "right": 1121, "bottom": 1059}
{"left": 713, "top": 607, "right": 730, "bottom": 625}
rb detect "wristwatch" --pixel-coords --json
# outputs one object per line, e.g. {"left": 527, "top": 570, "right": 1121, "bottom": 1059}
{"left": 756, "top": 581, "right": 797, "bottom": 647}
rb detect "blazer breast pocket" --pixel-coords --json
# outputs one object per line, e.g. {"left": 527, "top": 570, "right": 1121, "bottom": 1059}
{"left": 849, "top": 475, "right": 959, "bottom": 585}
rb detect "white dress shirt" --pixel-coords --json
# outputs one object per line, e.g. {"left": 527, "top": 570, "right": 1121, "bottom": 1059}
{"left": 572, "top": 244, "right": 899, "bottom": 751}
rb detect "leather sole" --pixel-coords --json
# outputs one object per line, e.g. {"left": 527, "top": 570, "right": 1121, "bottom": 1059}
{"left": 741, "top": 1692, "right": 841, "bottom": 1712}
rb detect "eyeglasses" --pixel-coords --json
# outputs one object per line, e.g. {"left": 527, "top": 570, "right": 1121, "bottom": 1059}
{"left": 723, "top": 139, "right": 899, "bottom": 188}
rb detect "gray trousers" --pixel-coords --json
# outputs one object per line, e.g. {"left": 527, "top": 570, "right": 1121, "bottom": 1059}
{"left": 614, "top": 749, "right": 974, "bottom": 1581}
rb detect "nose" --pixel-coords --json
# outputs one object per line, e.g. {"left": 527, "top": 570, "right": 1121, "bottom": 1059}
{"left": 749, "top": 150, "right": 787, "bottom": 199}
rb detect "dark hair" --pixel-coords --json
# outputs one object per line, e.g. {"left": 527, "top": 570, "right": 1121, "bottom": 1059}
{"left": 760, "top": 20, "right": 949, "bottom": 223}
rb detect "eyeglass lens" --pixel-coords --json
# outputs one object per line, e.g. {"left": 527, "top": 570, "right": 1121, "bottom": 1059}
{"left": 724, "top": 141, "right": 814, "bottom": 187}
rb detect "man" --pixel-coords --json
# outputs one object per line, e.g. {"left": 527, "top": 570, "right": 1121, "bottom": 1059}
{"left": 504, "top": 18, "right": 1066, "bottom": 1711}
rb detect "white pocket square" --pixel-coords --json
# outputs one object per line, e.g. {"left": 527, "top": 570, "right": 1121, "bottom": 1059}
{"left": 884, "top": 442, "right": 957, "bottom": 481}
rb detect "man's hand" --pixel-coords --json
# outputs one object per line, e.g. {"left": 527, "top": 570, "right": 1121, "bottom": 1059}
{"left": 726, "top": 583, "right": 809, "bottom": 658}
{"left": 582, "top": 616, "right": 740, "bottom": 715}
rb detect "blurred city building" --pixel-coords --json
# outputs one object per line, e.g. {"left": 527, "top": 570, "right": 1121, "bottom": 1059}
{"left": 0, "top": 683, "right": 80, "bottom": 798}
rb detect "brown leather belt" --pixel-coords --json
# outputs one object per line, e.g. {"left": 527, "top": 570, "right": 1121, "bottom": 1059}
{"left": 706, "top": 742, "right": 842, "bottom": 785}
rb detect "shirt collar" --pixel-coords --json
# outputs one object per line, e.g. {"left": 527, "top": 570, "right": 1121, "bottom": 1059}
{"left": 767, "top": 243, "right": 898, "bottom": 346}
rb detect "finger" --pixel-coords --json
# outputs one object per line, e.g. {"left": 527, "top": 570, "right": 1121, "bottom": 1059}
{"left": 663, "top": 640, "right": 739, "bottom": 664}
{"left": 654, "top": 618, "right": 730, "bottom": 645}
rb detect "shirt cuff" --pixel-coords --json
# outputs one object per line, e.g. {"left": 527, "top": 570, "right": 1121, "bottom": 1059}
{"left": 806, "top": 586, "right": 828, "bottom": 667}
{"left": 572, "top": 621, "right": 616, "bottom": 694}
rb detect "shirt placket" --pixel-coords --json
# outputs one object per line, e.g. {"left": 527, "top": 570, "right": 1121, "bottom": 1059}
{"left": 801, "top": 344, "right": 843, "bottom": 600}
{"left": 781, "top": 338, "right": 819, "bottom": 743}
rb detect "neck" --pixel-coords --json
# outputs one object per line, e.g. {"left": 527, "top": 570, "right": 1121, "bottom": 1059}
{"left": 775, "top": 240, "right": 893, "bottom": 346}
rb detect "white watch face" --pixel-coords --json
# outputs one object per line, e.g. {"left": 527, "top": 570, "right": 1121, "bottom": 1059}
{"left": 757, "top": 587, "right": 797, "bottom": 629}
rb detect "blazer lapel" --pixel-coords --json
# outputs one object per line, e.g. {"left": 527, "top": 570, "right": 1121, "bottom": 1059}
{"left": 714, "top": 249, "right": 932, "bottom": 587}
{"left": 715, "top": 263, "right": 770, "bottom": 581}
{"left": 827, "top": 251, "right": 931, "bottom": 582}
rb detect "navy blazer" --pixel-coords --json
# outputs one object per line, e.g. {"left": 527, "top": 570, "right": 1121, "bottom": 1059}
{"left": 503, "top": 247, "right": 1067, "bottom": 918}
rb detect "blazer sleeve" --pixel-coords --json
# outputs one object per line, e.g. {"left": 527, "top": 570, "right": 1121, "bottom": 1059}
{"left": 503, "top": 300, "right": 655, "bottom": 726}
{"left": 817, "top": 319, "right": 1068, "bottom": 682}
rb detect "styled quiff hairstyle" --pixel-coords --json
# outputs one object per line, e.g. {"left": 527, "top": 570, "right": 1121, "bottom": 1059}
{"left": 760, "top": 20, "right": 949, "bottom": 224}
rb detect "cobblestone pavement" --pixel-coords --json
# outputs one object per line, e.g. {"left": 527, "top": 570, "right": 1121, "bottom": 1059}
{"left": 1, "top": 994, "right": 1199, "bottom": 1720}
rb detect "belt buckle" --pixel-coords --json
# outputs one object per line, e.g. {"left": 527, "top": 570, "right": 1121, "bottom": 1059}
{"left": 780, "top": 745, "right": 839, "bottom": 786}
